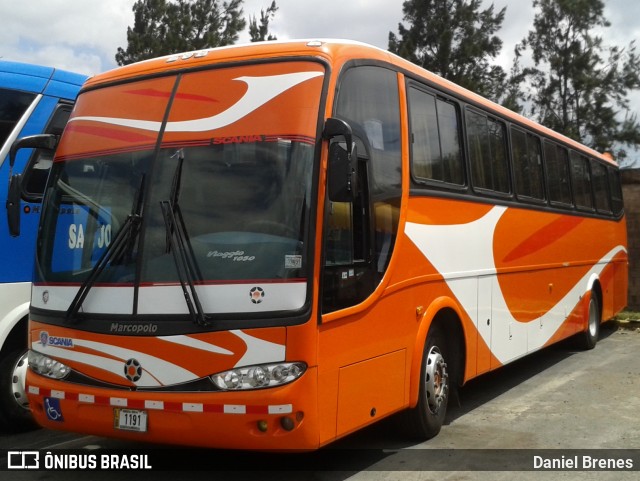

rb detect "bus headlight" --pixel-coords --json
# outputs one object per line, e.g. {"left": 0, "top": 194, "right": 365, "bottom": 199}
{"left": 28, "top": 350, "right": 71, "bottom": 380}
{"left": 210, "top": 362, "right": 306, "bottom": 391}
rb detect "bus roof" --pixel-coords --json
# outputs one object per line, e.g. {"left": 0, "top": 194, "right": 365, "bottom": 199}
{"left": 83, "top": 39, "right": 615, "bottom": 166}
{"left": 0, "top": 59, "right": 87, "bottom": 100}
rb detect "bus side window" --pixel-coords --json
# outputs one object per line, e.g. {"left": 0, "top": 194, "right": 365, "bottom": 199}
{"left": 0, "top": 88, "right": 37, "bottom": 150}
{"left": 409, "top": 87, "right": 464, "bottom": 186}
{"left": 22, "top": 103, "right": 73, "bottom": 201}
{"left": 591, "top": 159, "right": 612, "bottom": 214}
{"left": 609, "top": 167, "right": 624, "bottom": 216}
{"left": 466, "top": 109, "right": 509, "bottom": 194}
{"left": 570, "top": 151, "right": 594, "bottom": 210}
{"left": 545, "top": 141, "right": 573, "bottom": 206}
{"left": 512, "top": 127, "right": 544, "bottom": 201}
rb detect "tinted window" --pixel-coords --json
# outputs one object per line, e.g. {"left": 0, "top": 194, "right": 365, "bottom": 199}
{"left": 609, "top": 167, "right": 624, "bottom": 215}
{"left": 0, "top": 88, "right": 37, "bottom": 150}
{"left": 466, "top": 109, "right": 509, "bottom": 193}
{"left": 570, "top": 151, "right": 593, "bottom": 210}
{"left": 544, "top": 141, "right": 572, "bottom": 205}
{"left": 409, "top": 87, "right": 463, "bottom": 185}
{"left": 324, "top": 66, "right": 402, "bottom": 313}
{"left": 23, "top": 103, "right": 74, "bottom": 199}
{"left": 335, "top": 66, "right": 401, "bottom": 268}
{"left": 512, "top": 127, "right": 544, "bottom": 200}
{"left": 591, "top": 160, "right": 611, "bottom": 214}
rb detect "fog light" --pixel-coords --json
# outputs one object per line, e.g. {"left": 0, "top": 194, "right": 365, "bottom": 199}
{"left": 280, "top": 416, "right": 295, "bottom": 431}
{"left": 257, "top": 420, "right": 268, "bottom": 432}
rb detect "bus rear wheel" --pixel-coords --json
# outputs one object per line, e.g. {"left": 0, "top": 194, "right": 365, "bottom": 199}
{"left": 577, "top": 294, "right": 600, "bottom": 351}
{"left": 404, "top": 326, "right": 450, "bottom": 440}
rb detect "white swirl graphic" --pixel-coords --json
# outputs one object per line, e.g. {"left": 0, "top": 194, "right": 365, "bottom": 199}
{"left": 70, "top": 71, "right": 324, "bottom": 133}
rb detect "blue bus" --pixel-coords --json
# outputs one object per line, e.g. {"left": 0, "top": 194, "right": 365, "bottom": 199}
{"left": 0, "top": 60, "right": 86, "bottom": 431}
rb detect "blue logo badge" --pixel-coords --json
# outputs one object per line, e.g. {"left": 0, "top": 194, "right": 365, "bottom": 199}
{"left": 44, "top": 397, "right": 64, "bottom": 422}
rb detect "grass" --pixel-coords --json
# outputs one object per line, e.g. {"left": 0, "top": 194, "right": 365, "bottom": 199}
{"left": 614, "top": 311, "right": 640, "bottom": 331}
{"left": 616, "top": 311, "right": 640, "bottom": 321}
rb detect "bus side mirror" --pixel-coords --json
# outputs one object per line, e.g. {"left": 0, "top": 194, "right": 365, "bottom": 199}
{"left": 323, "top": 118, "right": 358, "bottom": 202}
{"left": 9, "top": 134, "right": 58, "bottom": 169}
{"left": 6, "top": 174, "right": 22, "bottom": 237}
{"left": 6, "top": 134, "right": 58, "bottom": 237}
{"left": 327, "top": 142, "right": 358, "bottom": 202}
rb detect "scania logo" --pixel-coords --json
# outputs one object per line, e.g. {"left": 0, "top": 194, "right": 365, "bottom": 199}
{"left": 38, "top": 331, "right": 74, "bottom": 348}
{"left": 124, "top": 358, "right": 142, "bottom": 382}
{"left": 42, "top": 290, "right": 49, "bottom": 304}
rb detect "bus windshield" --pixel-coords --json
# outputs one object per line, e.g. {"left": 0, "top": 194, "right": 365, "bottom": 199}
{"left": 34, "top": 60, "right": 324, "bottom": 319}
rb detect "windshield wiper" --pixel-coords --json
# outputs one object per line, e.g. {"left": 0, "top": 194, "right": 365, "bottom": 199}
{"left": 161, "top": 201, "right": 210, "bottom": 327}
{"left": 161, "top": 149, "right": 210, "bottom": 327}
{"left": 65, "top": 175, "right": 145, "bottom": 322}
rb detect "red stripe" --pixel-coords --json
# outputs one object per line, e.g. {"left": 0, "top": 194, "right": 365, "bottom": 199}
{"left": 245, "top": 405, "right": 268, "bottom": 415}
{"left": 140, "top": 278, "right": 307, "bottom": 287}
{"left": 164, "top": 402, "right": 182, "bottom": 412}
{"left": 64, "top": 124, "right": 156, "bottom": 143}
{"left": 30, "top": 387, "right": 289, "bottom": 416}
{"left": 34, "top": 279, "right": 305, "bottom": 288}
{"left": 128, "top": 399, "right": 146, "bottom": 409}
{"left": 204, "top": 404, "right": 224, "bottom": 413}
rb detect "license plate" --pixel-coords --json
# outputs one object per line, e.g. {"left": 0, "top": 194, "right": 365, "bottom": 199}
{"left": 114, "top": 408, "right": 148, "bottom": 432}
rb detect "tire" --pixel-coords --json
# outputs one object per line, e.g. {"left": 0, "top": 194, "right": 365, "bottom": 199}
{"left": 577, "top": 293, "right": 600, "bottom": 351}
{"left": 403, "top": 326, "right": 450, "bottom": 440}
{"left": 0, "top": 349, "right": 37, "bottom": 432}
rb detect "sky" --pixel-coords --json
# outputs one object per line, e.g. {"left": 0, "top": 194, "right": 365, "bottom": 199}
{"left": 1, "top": 0, "right": 639, "bottom": 161}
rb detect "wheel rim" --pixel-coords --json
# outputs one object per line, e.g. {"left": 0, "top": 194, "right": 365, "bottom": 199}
{"left": 425, "top": 346, "right": 448, "bottom": 415}
{"left": 10, "top": 351, "right": 30, "bottom": 411}
{"left": 588, "top": 298, "right": 598, "bottom": 338}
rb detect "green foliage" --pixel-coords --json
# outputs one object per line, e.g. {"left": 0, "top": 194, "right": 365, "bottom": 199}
{"left": 388, "top": 0, "right": 511, "bottom": 103}
{"left": 518, "top": 0, "right": 640, "bottom": 157}
{"left": 616, "top": 311, "right": 640, "bottom": 321}
{"left": 249, "top": 1, "right": 278, "bottom": 42}
{"left": 115, "top": 0, "right": 247, "bottom": 65}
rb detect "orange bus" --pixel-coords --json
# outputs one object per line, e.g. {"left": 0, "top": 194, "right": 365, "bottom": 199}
{"left": 22, "top": 40, "right": 627, "bottom": 450}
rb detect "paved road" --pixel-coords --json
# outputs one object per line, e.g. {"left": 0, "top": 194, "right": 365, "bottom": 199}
{"left": 1, "top": 321, "right": 639, "bottom": 480}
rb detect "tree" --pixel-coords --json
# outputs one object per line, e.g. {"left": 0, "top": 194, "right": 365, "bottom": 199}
{"left": 519, "top": 0, "right": 640, "bottom": 157}
{"left": 248, "top": 1, "right": 278, "bottom": 42}
{"left": 116, "top": 0, "right": 246, "bottom": 65}
{"left": 388, "top": 0, "right": 509, "bottom": 102}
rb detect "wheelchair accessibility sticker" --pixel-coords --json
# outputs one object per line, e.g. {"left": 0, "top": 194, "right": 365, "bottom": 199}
{"left": 45, "top": 397, "right": 64, "bottom": 422}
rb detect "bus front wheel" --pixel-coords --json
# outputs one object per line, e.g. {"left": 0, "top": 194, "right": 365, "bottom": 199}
{"left": 404, "top": 326, "right": 450, "bottom": 440}
{"left": 0, "top": 349, "right": 37, "bottom": 432}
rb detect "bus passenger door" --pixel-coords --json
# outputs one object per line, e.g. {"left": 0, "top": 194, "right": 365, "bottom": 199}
{"left": 318, "top": 65, "right": 404, "bottom": 442}
{"left": 322, "top": 164, "right": 374, "bottom": 312}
